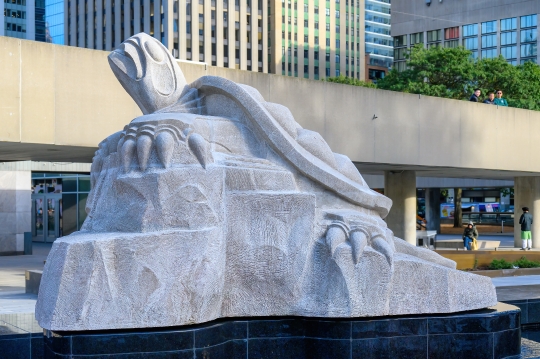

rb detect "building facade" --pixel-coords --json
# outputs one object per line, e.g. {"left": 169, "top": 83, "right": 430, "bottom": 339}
{"left": 63, "top": 0, "right": 365, "bottom": 79}
{"left": 2, "top": 0, "right": 39, "bottom": 40}
{"left": 64, "top": 0, "right": 268, "bottom": 72}
{"left": 269, "top": 0, "right": 365, "bottom": 80}
{"left": 392, "top": 0, "right": 540, "bottom": 70}
{"left": 364, "top": 0, "right": 391, "bottom": 81}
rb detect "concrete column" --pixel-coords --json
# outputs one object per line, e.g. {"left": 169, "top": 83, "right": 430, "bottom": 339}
{"left": 425, "top": 188, "right": 441, "bottom": 233}
{"left": 0, "top": 171, "right": 30, "bottom": 255}
{"left": 514, "top": 177, "right": 540, "bottom": 248}
{"left": 384, "top": 170, "right": 417, "bottom": 245}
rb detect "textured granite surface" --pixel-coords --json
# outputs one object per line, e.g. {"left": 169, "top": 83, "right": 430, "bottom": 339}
{"left": 36, "top": 33, "right": 497, "bottom": 331}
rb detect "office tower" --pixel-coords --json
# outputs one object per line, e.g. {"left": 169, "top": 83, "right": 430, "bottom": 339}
{"left": 1, "top": 0, "right": 48, "bottom": 41}
{"left": 269, "top": 0, "right": 365, "bottom": 80}
{"left": 65, "top": 0, "right": 268, "bottom": 72}
{"left": 364, "top": 0, "right": 391, "bottom": 81}
{"left": 392, "top": 0, "right": 539, "bottom": 70}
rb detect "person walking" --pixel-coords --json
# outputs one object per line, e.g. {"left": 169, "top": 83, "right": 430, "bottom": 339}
{"left": 462, "top": 221, "right": 478, "bottom": 251}
{"left": 519, "top": 207, "right": 533, "bottom": 250}
{"left": 469, "top": 89, "right": 481, "bottom": 102}
{"left": 494, "top": 90, "right": 508, "bottom": 106}
{"left": 483, "top": 92, "right": 495, "bottom": 105}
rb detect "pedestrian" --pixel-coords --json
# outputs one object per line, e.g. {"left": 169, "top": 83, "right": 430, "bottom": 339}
{"left": 494, "top": 90, "right": 508, "bottom": 106}
{"left": 469, "top": 88, "right": 481, "bottom": 102}
{"left": 519, "top": 207, "right": 533, "bottom": 250}
{"left": 462, "top": 221, "right": 478, "bottom": 251}
{"left": 483, "top": 92, "right": 495, "bottom": 105}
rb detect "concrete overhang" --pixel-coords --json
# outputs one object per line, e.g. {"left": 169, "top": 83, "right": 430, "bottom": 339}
{"left": 1, "top": 36, "right": 540, "bottom": 180}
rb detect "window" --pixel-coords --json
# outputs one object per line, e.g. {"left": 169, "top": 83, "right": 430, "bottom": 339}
{"left": 335, "top": 69, "right": 340, "bottom": 76}
{"left": 444, "top": 40, "right": 459, "bottom": 48}
{"left": 335, "top": 10, "right": 339, "bottom": 18}
{"left": 394, "top": 47, "right": 406, "bottom": 60}
{"left": 481, "top": 34, "right": 496, "bottom": 48}
{"left": 304, "top": 65, "right": 309, "bottom": 73}
{"left": 394, "top": 35, "right": 407, "bottom": 47}
{"left": 315, "top": 36, "right": 319, "bottom": 44}
{"left": 501, "top": 46, "right": 517, "bottom": 59}
{"left": 521, "top": 43, "right": 537, "bottom": 57}
{"left": 315, "top": 21, "right": 318, "bottom": 29}
{"left": 463, "top": 37, "right": 478, "bottom": 50}
{"left": 335, "top": 54, "right": 340, "bottom": 62}
{"left": 304, "top": 49, "right": 308, "bottom": 57}
{"left": 410, "top": 32, "right": 423, "bottom": 45}
{"left": 304, "top": 3, "right": 307, "bottom": 12}
{"left": 394, "top": 61, "right": 407, "bottom": 72}
{"left": 521, "top": 14, "right": 537, "bottom": 28}
{"left": 427, "top": 30, "right": 441, "bottom": 42}
{"left": 501, "top": 17, "right": 517, "bottom": 31}
{"left": 481, "top": 21, "right": 497, "bottom": 34}
{"left": 314, "top": 6, "right": 318, "bottom": 14}
{"left": 288, "top": 16, "right": 291, "bottom": 24}
{"left": 325, "top": 8, "right": 329, "bottom": 16}
{"left": 481, "top": 48, "right": 497, "bottom": 59}
{"left": 314, "top": 66, "right": 319, "bottom": 75}
{"left": 325, "top": 52, "right": 330, "bottom": 61}
{"left": 336, "top": 39, "right": 340, "bottom": 47}
{"left": 462, "top": 24, "right": 478, "bottom": 37}
{"left": 336, "top": 25, "right": 340, "bottom": 32}
{"left": 501, "top": 31, "right": 517, "bottom": 46}
{"left": 314, "top": 51, "right": 319, "bottom": 60}
{"left": 444, "top": 27, "right": 459, "bottom": 40}
{"left": 521, "top": 28, "right": 537, "bottom": 43}
{"left": 521, "top": 58, "right": 537, "bottom": 64}
{"left": 326, "top": 23, "right": 330, "bottom": 31}
{"left": 325, "top": 68, "right": 330, "bottom": 76}
{"left": 304, "top": 35, "right": 308, "bottom": 42}
{"left": 304, "top": 20, "right": 308, "bottom": 27}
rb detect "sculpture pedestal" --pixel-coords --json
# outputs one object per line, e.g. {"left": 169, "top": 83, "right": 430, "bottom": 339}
{"left": 44, "top": 303, "right": 520, "bottom": 359}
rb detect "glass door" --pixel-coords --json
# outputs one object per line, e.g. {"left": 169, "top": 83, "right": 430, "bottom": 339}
{"left": 32, "top": 194, "right": 61, "bottom": 242}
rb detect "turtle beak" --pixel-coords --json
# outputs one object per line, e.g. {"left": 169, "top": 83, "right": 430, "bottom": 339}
{"left": 108, "top": 42, "right": 144, "bottom": 80}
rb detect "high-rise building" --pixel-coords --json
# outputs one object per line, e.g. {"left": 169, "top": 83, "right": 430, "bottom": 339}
{"left": 1, "top": 0, "right": 46, "bottom": 41}
{"left": 64, "top": 0, "right": 268, "bottom": 72}
{"left": 364, "top": 0, "right": 391, "bottom": 81}
{"left": 392, "top": 0, "right": 540, "bottom": 70}
{"left": 45, "top": 0, "right": 64, "bottom": 43}
{"left": 269, "top": 0, "right": 365, "bottom": 80}
{"left": 64, "top": 0, "right": 366, "bottom": 79}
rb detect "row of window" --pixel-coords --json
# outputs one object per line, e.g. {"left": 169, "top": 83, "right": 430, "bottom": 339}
{"left": 281, "top": 48, "right": 358, "bottom": 64}
{"left": 395, "top": 15, "right": 538, "bottom": 48}
{"left": 3, "top": 0, "right": 27, "bottom": 5}
{"left": 281, "top": 0, "right": 360, "bottom": 9}
{"left": 3, "top": 9, "right": 26, "bottom": 18}
{"left": 281, "top": 63, "right": 355, "bottom": 77}
{"left": 5, "top": 21, "right": 26, "bottom": 32}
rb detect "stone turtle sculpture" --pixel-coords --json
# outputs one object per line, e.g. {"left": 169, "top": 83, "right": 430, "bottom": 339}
{"left": 36, "top": 33, "right": 497, "bottom": 331}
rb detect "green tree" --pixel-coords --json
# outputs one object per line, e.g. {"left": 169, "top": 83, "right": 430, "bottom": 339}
{"left": 321, "top": 45, "right": 540, "bottom": 112}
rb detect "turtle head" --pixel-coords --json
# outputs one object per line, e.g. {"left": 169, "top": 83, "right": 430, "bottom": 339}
{"left": 108, "top": 33, "right": 188, "bottom": 114}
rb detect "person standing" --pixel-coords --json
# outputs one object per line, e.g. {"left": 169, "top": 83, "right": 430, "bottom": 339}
{"left": 462, "top": 221, "right": 478, "bottom": 251}
{"left": 469, "top": 89, "right": 481, "bottom": 102}
{"left": 519, "top": 207, "right": 533, "bottom": 250}
{"left": 494, "top": 90, "right": 508, "bottom": 106}
{"left": 483, "top": 92, "right": 495, "bottom": 105}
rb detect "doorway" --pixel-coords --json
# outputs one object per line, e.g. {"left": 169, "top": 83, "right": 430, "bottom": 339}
{"left": 32, "top": 194, "right": 62, "bottom": 242}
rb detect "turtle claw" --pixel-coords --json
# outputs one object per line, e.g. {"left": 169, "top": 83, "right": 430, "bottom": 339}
{"left": 325, "top": 221, "right": 394, "bottom": 266}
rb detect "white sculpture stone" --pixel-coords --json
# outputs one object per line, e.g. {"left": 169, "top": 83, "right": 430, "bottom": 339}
{"left": 36, "top": 33, "right": 497, "bottom": 331}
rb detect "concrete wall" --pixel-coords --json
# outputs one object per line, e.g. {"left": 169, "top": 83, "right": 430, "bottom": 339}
{"left": 0, "top": 171, "right": 31, "bottom": 255}
{"left": 2, "top": 36, "right": 540, "bottom": 174}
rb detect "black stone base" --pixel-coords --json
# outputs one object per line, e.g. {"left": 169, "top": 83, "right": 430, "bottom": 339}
{"left": 44, "top": 303, "right": 521, "bottom": 359}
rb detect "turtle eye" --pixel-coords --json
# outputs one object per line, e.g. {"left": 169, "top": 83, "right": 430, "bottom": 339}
{"left": 144, "top": 40, "right": 165, "bottom": 63}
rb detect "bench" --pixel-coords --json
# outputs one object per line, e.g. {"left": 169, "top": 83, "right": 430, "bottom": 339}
{"left": 416, "top": 230, "right": 437, "bottom": 249}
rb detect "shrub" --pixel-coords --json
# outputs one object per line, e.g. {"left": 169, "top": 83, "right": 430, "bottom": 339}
{"left": 489, "top": 259, "right": 514, "bottom": 270}
{"left": 488, "top": 256, "right": 540, "bottom": 270}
